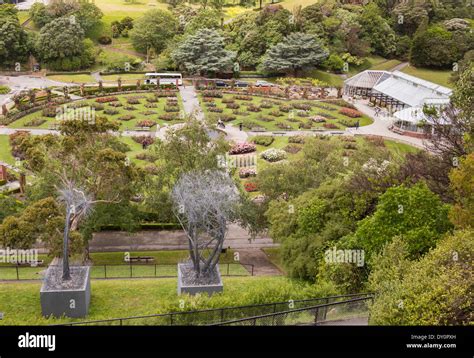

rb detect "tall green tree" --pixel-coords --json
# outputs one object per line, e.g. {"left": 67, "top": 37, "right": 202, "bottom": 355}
{"left": 172, "top": 28, "right": 235, "bottom": 76}
{"left": 130, "top": 9, "right": 178, "bottom": 60}
{"left": 35, "top": 16, "right": 85, "bottom": 66}
{"left": 0, "top": 6, "right": 31, "bottom": 66}
{"left": 260, "top": 32, "right": 328, "bottom": 76}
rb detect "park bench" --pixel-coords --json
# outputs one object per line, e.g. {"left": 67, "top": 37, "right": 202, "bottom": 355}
{"left": 17, "top": 260, "right": 44, "bottom": 267}
{"left": 272, "top": 131, "right": 287, "bottom": 136}
{"left": 127, "top": 256, "right": 155, "bottom": 264}
{"left": 251, "top": 128, "right": 266, "bottom": 132}
{"left": 330, "top": 131, "right": 345, "bottom": 135}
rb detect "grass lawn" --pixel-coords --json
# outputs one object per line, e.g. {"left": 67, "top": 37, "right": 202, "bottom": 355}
{"left": 0, "top": 276, "right": 323, "bottom": 325}
{"left": 46, "top": 74, "right": 96, "bottom": 84}
{"left": 8, "top": 93, "right": 185, "bottom": 132}
{"left": 304, "top": 69, "right": 344, "bottom": 87}
{"left": 200, "top": 93, "right": 372, "bottom": 132}
{"left": 0, "top": 250, "right": 251, "bottom": 280}
{"left": 369, "top": 59, "right": 402, "bottom": 71}
{"left": 0, "top": 135, "right": 14, "bottom": 165}
{"left": 101, "top": 73, "right": 146, "bottom": 84}
{"left": 401, "top": 65, "right": 453, "bottom": 88}
{"left": 384, "top": 139, "right": 419, "bottom": 158}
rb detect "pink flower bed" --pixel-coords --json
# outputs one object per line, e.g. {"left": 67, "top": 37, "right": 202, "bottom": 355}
{"left": 229, "top": 142, "right": 256, "bottom": 155}
{"left": 339, "top": 107, "right": 363, "bottom": 118}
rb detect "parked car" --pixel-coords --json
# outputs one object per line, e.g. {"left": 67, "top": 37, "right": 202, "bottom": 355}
{"left": 234, "top": 81, "right": 248, "bottom": 87}
{"left": 215, "top": 80, "right": 229, "bottom": 88}
{"left": 255, "top": 80, "right": 275, "bottom": 87}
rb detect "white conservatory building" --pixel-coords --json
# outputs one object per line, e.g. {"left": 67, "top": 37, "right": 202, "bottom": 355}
{"left": 343, "top": 70, "right": 453, "bottom": 138}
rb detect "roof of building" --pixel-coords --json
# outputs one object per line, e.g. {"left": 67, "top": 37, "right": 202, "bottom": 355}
{"left": 344, "top": 70, "right": 452, "bottom": 107}
{"left": 343, "top": 70, "right": 391, "bottom": 89}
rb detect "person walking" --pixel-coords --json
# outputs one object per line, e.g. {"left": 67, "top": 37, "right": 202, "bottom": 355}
{"left": 239, "top": 122, "right": 243, "bottom": 131}
{"left": 355, "top": 120, "right": 359, "bottom": 130}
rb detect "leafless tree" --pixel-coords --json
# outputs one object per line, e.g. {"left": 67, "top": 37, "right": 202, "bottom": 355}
{"left": 57, "top": 175, "right": 119, "bottom": 281}
{"left": 424, "top": 104, "right": 471, "bottom": 161}
{"left": 172, "top": 170, "right": 240, "bottom": 278}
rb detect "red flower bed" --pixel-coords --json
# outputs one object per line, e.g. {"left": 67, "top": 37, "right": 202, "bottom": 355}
{"left": 132, "top": 135, "right": 155, "bottom": 146}
{"left": 95, "top": 96, "right": 119, "bottom": 103}
{"left": 229, "top": 142, "right": 256, "bottom": 155}
{"left": 137, "top": 120, "right": 156, "bottom": 128}
{"left": 338, "top": 107, "right": 362, "bottom": 118}
{"left": 323, "top": 123, "right": 338, "bottom": 129}
{"left": 244, "top": 182, "right": 258, "bottom": 192}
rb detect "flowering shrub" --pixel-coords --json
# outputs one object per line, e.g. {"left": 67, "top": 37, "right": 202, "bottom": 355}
{"left": 260, "top": 101, "right": 273, "bottom": 109}
{"left": 244, "top": 182, "right": 258, "bottom": 192}
{"left": 213, "top": 114, "right": 236, "bottom": 122}
{"left": 310, "top": 115, "right": 326, "bottom": 123}
{"left": 226, "top": 103, "right": 240, "bottom": 109}
{"left": 137, "top": 120, "right": 156, "bottom": 127}
{"left": 288, "top": 135, "right": 305, "bottom": 144}
{"left": 91, "top": 103, "right": 104, "bottom": 111}
{"left": 269, "top": 110, "right": 283, "bottom": 117}
{"left": 202, "top": 97, "right": 214, "bottom": 103}
{"left": 104, "top": 109, "right": 119, "bottom": 115}
{"left": 229, "top": 142, "right": 257, "bottom": 155}
{"left": 239, "top": 168, "right": 257, "bottom": 178}
{"left": 247, "top": 104, "right": 261, "bottom": 112}
{"left": 145, "top": 103, "right": 158, "bottom": 108}
{"left": 118, "top": 114, "right": 135, "bottom": 121}
{"left": 279, "top": 105, "right": 291, "bottom": 112}
{"left": 202, "top": 90, "right": 223, "bottom": 98}
{"left": 127, "top": 98, "right": 140, "bottom": 105}
{"left": 96, "top": 96, "right": 119, "bottom": 103}
{"left": 159, "top": 113, "right": 179, "bottom": 121}
{"left": 222, "top": 98, "right": 235, "bottom": 104}
{"left": 140, "top": 110, "right": 157, "bottom": 116}
{"left": 276, "top": 122, "right": 291, "bottom": 130}
{"left": 292, "top": 103, "right": 311, "bottom": 111}
{"left": 257, "top": 115, "right": 274, "bottom": 122}
{"left": 108, "top": 102, "right": 123, "bottom": 107}
{"left": 284, "top": 144, "right": 302, "bottom": 154}
{"left": 234, "top": 95, "right": 253, "bottom": 101}
{"left": 252, "top": 136, "right": 274, "bottom": 146}
{"left": 146, "top": 97, "right": 159, "bottom": 103}
{"left": 132, "top": 135, "right": 155, "bottom": 146}
{"left": 42, "top": 106, "right": 57, "bottom": 117}
{"left": 165, "top": 106, "right": 180, "bottom": 112}
{"left": 209, "top": 107, "right": 223, "bottom": 113}
{"left": 323, "top": 123, "right": 338, "bottom": 129}
{"left": 261, "top": 148, "right": 287, "bottom": 162}
{"left": 123, "top": 105, "right": 136, "bottom": 111}
{"left": 339, "top": 107, "right": 362, "bottom": 118}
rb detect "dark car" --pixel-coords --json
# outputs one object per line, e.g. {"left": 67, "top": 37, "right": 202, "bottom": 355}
{"left": 234, "top": 81, "right": 248, "bottom": 87}
{"left": 215, "top": 80, "right": 229, "bottom": 88}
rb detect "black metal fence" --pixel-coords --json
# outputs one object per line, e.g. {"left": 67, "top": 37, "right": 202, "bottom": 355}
{"left": 212, "top": 296, "right": 374, "bottom": 326}
{"left": 0, "top": 262, "right": 254, "bottom": 281}
{"left": 55, "top": 293, "right": 372, "bottom": 326}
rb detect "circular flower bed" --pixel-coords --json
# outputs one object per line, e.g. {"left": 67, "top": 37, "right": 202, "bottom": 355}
{"left": 261, "top": 148, "right": 287, "bottom": 162}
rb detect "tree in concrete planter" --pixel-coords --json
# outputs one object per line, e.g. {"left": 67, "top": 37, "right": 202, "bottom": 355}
{"left": 171, "top": 170, "right": 240, "bottom": 279}
{"left": 260, "top": 32, "right": 328, "bottom": 76}
{"left": 57, "top": 179, "right": 95, "bottom": 280}
{"left": 172, "top": 28, "right": 236, "bottom": 77}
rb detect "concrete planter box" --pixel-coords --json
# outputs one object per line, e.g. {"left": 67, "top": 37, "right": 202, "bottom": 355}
{"left": 177, "top": 263, "right": 223, "bottom": 296}
{"left": 40, "top": 266, "right": 91, "bottom": 318}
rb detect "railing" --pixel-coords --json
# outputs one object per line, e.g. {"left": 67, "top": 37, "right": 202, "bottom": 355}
{"left": 0, "top": 262, "right": 254, "bottom": 281}
{"left": 54, "top": 293, "right": 372, "bottom": 326}
{"left": 212, "top": 295, "right": 374, "bottom": 326}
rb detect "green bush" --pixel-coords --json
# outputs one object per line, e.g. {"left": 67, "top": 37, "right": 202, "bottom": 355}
{"left": 0, "top": 85, "right": 10, "bottom": 94}
{"left": 251, "top": 135, "right": 274, "bottom": 146}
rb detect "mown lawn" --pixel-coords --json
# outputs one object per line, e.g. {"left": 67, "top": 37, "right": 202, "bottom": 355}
{"left": 0, "top": 250, "right": 250, "bottom": 280}
{"left": 0, "top": 135, "right": 14, "bottom": 165}
{"left": 8, "top": 93, "right": 185, "bottom": 132}
{"left": 0, "top": 276, "right": 325, "bottom": 325}
{"left": 401, "top": 65, "right": 453, "bottom": 88}
{"left": 200, "top": 93, "right": 372, "bottom": 132}
{"left": 46, "top": 74, "right": 96, "bottom": 84}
